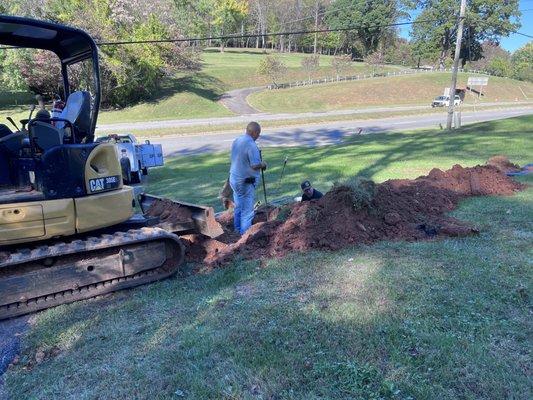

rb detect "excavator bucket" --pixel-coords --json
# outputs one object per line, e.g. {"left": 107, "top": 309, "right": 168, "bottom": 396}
{"left": 140, "top": 194, "right": 224, "bottom": 238}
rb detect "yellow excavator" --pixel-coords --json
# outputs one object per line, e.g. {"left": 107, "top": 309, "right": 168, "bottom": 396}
{"left": 0, "top": 15, "right": 222, "bottom": 319}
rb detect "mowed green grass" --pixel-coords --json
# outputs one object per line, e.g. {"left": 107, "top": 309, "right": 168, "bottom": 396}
{"left": 4, "top": 116, "right": 532, "bottom": 399}
{"left": 0, "top": 48, "right": 398, "bottom": 125}
{"left": 146, "top": 115, "right": 532, "bottom": 210}
{"left": 201, "top": 48, "right": 396, "bottom": 90}
{"left": 249, "top": 72, "right": 533, "bottom": 113}
{"left": 92, "top": 49, "right": 398, "bottom": 124}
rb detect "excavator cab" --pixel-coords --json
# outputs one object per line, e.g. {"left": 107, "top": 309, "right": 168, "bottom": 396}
{"left": 0, "top": 15, "right": 222, "bottom": 320}
{"left": 0, "top": 15, "right": 134, "bottom": 244}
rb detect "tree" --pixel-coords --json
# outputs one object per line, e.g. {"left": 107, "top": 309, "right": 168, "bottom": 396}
{"left": 0, "top": 49, "right": 29, "bottom": 91}
{"left": 1, "top": 0, "right": 201, "bottom": 107}
{"left": 173, "top": 0, "right": 216, "bottom": 45}
{"left": 15, "top": 50, "right": 62, "bottom": 96}
{"left": 486, "top": 57, "right": 511, "bottom": 77}
{"left": 212, "top": 0, "right": 248, "bottom": 52}
{"left": 301, "top": 55, "right": 320, "bottom": 81}
{"left": 384, "top": 37, "right": 415, "bottom": 66}
{"left": 257, "top": 55, "right": 287, "bottom": 87}
{"left": 249, "top": 0, "right": 269, "bottom": 50}
{"left": 325, "top": 0, "right": 405, "bottom": 58}
{"left": 364, "top": 50, "right": 385, "bottom": 75}
{"left": 411, "top": 0, "right": 521, "bottom": 69}
{"left": 510, "top": 42, "right": 533, "bottom": 82}
{"left": 468, "top": 41, "right": 510, "bottom": 71}
{"left": 331, "top": 54, "right": 352, "bottom": 78}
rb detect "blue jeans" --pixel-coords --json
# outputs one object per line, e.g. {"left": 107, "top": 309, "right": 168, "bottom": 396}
{"left": 230, "top": 178, "right": 256, "bottom": 235}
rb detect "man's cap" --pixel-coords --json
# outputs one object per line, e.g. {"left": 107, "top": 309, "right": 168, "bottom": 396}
{"left": 301, "top": 180, "right": 312, "bottom": 190}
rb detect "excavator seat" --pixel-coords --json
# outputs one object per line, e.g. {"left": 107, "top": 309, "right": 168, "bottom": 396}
{"left": 57, "top": 91, "right": 91, "bottom": 141}
{"left": 28, "top": 91, "right": 91, "bottom": 151}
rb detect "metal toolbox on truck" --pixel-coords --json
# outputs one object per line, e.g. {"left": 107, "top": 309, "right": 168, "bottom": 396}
{"left": 137, "top": 141, "right": 164, "bottom": 168}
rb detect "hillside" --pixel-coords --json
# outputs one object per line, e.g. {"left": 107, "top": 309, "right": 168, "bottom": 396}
{"left": 0, "top": 48, "right": 399, "bottom": 124}
{"left": 248, "top": 72, "right": 533, "bottom": 113}
{"left": 98, "top": 49, "right": 399, "bottom": 123}
{"left": 2, "top": 49, "right": 531, "bottom": 124}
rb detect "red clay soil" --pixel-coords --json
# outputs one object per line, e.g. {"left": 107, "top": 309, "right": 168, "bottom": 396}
{"left": 183, "top": 162, "right": 524, "bottom": 267}
{"left": 145, "top": 198, "right": 193, "bottom": 222}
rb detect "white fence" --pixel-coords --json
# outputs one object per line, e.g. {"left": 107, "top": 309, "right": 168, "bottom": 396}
{"left": 266, "top": 68, "right": 492, "bottom": 90}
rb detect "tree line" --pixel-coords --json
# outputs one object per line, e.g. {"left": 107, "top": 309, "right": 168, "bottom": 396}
{"left": 0, "top": 0, "right": 530, "bottom": 108}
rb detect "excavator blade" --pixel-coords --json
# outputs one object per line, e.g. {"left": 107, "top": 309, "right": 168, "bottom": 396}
{"left": 140, "top": 194, "right": 223, "bottom": 238}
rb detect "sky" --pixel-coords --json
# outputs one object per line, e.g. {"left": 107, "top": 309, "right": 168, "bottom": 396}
{"left": 399, "top": 0, "right": 532, "bottom": 53}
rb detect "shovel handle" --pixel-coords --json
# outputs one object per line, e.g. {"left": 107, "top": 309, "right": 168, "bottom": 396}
{"left": 259, "top": 150, "right": 268, "bottom": 207}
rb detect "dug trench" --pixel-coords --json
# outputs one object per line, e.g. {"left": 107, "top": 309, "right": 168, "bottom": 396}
{"left": 172, "top": 157, "right": 525, "bottom": 269}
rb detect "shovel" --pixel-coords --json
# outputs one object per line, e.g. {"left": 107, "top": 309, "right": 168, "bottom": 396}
{"left": 277, "top": 155, "right": 288, "bottom": 193}
{"left": 259, "top": 149, "right": 268, "bottom": 207}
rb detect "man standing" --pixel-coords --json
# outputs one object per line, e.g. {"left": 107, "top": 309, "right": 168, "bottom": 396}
{"left": 300, "top": 180, "right": 323, "bottom": 201}
{"left": 229, "top": 122, "right": 267, "bottom": 234}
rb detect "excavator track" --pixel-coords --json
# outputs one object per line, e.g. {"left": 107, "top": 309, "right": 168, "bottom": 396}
{"left": 0, "top": 227, "right": 184, "bottom": 320}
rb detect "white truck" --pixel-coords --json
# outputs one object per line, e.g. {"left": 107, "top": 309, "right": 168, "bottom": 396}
{"left": 96, "top": 133, "right": 164, "bottom": 184}
{"left": 431, "top": 95, "right": 462, "bottom": 107}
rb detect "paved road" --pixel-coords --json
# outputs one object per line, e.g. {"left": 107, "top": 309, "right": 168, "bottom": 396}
{"left": 155, "top": 107, "right": 533, "bottom": 157}
{"left": 96, "top": 101, "right": 532, "bottom": 133}
{"left": 219, "top": 87, "right": 263, "bottom": 114}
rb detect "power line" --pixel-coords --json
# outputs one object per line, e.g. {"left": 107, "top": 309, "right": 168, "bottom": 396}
{"left": 511, "top": 30, "right": 533, "bottom": 38}
{"left": 96, "top": 19, "right": 448, "bottom": 46}
{"left": 2, "top": 18, "right": 528, "bottom": 51}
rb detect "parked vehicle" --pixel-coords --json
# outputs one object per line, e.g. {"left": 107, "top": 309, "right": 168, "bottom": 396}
{"left": 431, "top": 95, "right": 461, "bottom": 107}
{"left": 96, "top": 134, "right": 164, "bottom": 184}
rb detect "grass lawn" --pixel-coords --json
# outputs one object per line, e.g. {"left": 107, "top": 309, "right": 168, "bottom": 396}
{"left": 249, "top": 72, "right": 533, "bottom": 114}
{"left": 96, "top": 73, "right": 234, "bottom": 124}
{"left": 201, "top": 48, "right": 396, "bottom": 90}
{"left": 145, "top": 115, "right": 532, "bottom": 210}
{"left": 3, "top": 116, "right": 532, "bottom": 399}
{"left": 0, "top": 48, "right": 398, "bottom": 124}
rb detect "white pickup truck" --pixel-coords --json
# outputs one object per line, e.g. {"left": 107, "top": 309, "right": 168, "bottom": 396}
{"left": 96, "top": 133, "right": 164, "bottom": 184}
{"left": 431, "top": 95, "right": 462, "bottom": 107}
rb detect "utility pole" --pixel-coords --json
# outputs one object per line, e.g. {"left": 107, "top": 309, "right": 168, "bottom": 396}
{"left": 313, "top": 1, "right": 319, "bottom": 54}
{"left": 446, "top": 0, "right": 467, "bottom": 130}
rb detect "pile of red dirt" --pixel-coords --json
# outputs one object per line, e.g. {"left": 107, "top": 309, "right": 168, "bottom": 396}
{"left": 184, "top": 162, "right": 524, "bottom": 267}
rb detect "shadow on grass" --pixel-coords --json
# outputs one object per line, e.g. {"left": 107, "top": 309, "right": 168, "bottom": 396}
{"left": 151, "top": 116, "right": 532, "bottom": 210}
{"left": 102, "top": 73, "right": 227, "bottom": 109}
{"left": 6, "top": 191, "right": 531, "bottom": 399}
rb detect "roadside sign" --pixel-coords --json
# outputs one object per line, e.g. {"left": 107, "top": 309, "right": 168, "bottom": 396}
{"left": 467, "top": 76, "right": 489, "bottom": 86}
